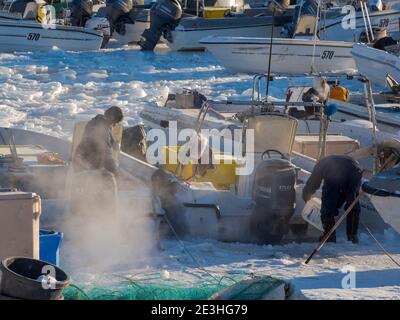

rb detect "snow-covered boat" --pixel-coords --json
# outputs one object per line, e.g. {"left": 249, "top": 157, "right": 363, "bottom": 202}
{"left": 352, "top": 43, "right": 400, "bottom": 89}
{"left": 0, "top": 0, "right": 104, "bottom": 52}
{"left": 363, "top": 164, "right": 400, "bottom": 234}
{"left": 200, "top": 36, "right": 356, "bottom": 75}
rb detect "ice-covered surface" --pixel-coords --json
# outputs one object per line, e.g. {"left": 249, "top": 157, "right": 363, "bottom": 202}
{"left": 64, "top": 230, "right": 400, "bottom": 300}
{"left": 0, "top": 44, "right": 370, "bottom": 139}
{"left": 1, "top": 44, "right": 400, "bottom": 300}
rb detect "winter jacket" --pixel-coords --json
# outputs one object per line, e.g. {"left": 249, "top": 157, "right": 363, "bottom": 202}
{"left": 73, "top": 115, "right": 118, "bottom": 174}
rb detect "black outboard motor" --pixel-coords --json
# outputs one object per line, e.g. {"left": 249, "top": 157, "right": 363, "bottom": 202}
{"left": 139, "top": 0, "right": 183, "bottom": 51}
{"left": 9, "top": 0, "right": 33, "bottom": 15}
{"left": 251, "top": 150, "right": 297, "bottom": 244}
{"left": 71, "top": 0, "right": 94, "bottom": 27}
{"left": 106, "top": 0, "right": 134, "bottom": 35}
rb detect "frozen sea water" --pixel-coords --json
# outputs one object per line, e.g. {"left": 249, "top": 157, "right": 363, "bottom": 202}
{"left": 0, "top": 44, "right": 368, "bottom": 139}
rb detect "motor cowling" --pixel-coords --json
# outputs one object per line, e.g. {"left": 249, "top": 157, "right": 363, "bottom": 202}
{"left": 106, "top": 0, "right": 134, "bottom": 34}
{"left": 139, "top": 0, "right": 183, "bottom": 51}
{"left": 251, "top": 153, "right": 297, "bottom": 244}
{"left": 71, "top": 0, "right": 94, "bottom": 27}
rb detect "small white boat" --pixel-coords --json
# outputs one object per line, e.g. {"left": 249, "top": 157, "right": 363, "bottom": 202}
{"left": 0, "top": 1, "right": 104, "bottom": 52}
{"left": 363, "top": 165, "right": 400, "bottom": 234}
{"left": 317, "top": 5, "right": 400, "bottom": 42}
{"left": 164, "top": 0, "right": 293, "bottom": 51}
{"left": 166, "top": 13, "right": 288, "bottom": 51}
{"left": 200, "top": 36, "right": 357, "bottom": 75}
{"left": 87, "top": 3, "right": 151, "bottom": 45}
{"left": 352, "top": 43, "right": 400, "bottom": 89}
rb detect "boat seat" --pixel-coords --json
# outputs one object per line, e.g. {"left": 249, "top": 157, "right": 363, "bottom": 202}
{"left": 244, "top": 112, "right": 298, "bottom": 159}
{"left": 23, "top": 2, "right": 38, "bottom": 20}
{"left": 294, "top": 15, "right": 318, "bottom": 37}
{"left": 237, "top": 113, "right": 298, "bottom": 198}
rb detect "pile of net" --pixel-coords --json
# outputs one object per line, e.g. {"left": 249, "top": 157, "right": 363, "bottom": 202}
{"left": 63, "top": 272, "right": 289, "bottom": 300}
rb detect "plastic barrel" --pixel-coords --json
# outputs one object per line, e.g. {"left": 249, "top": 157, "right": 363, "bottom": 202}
{"left": 39, "top": 230, "right": 63, "bottom": 266}
{"left": 0, "top": 257, "right": 70, "bottom": 300}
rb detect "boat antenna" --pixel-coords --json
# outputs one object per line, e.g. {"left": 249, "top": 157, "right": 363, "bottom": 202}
{"left": 265, "top": 0, "right": 288, "bottom": 99}
{"left": 310, "top": 0, "right": 321, "bottom": 74}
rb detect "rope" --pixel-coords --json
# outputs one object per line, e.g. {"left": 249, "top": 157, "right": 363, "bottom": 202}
{"left": 310, "top": 0, "right": 321, "bottom": 74}
{"left": 361, "top": 223, "right": 400, "bottom": 268}
{"left": 162, "top": 214, "right": 236, "bottom": 285}
{"left": 69, "top": 284, "right": 91, "bottom": 300}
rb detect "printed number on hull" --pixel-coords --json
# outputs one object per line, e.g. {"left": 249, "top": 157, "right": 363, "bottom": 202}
{"left": 379, "top": 18, "right": 389, "bottom": 28}
{"left": 27, "top": 33, "right": 41, "bottom": 41}
{"left": 321, "top": 50, "right": 335, "bottom": 60}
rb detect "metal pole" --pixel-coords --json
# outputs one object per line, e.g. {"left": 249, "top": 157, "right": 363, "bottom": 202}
{"left": 366, "top": 78, "right": 379, "bottom": 172}
{"left": 360, "top": 1, "right": 371, "bottom": 43}
{"left": 266, "top": 10, "right": 275, "bottom": 100}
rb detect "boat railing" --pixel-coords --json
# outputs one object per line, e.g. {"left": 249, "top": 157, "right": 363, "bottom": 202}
{"left": 0, "top": 0, "right": 15, "bottom": 12}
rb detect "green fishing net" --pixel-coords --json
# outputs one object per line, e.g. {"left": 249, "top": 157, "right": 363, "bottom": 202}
{"left": 63, "top": 273, "right": 286, "bottom": 300}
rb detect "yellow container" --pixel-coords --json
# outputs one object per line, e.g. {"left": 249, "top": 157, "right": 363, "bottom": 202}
{"left": 203, "top": 7, "right": 230, "bottom": 19}
{"left": 329, "top": 86, "right": 349, "bottom": 102}
{"left": 162, "top": 146, "right": 238, "bottom": 190}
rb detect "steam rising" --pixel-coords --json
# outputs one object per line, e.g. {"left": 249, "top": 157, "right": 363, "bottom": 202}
{"left": 60, "top": 169, "right": 156, "bottom": 273}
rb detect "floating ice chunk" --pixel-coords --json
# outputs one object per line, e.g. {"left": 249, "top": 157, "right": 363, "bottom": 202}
{"left": 87, "top": 70, "right": 109, "bottom": 79}
{"left": 0, "top": 105, "right": 26, "bottom": 127}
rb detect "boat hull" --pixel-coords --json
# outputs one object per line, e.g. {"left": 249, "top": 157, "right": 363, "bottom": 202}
{"left": 0, "top": 19, "right": 103, "bottom": 52}
{"left": 113, "top": 21, "right": 150, "bottom": 44}
{"left": 352, "top": 43, "right": 400, "bottom": 89}
{"left": 201, "top": 36, "right": 357, "bottom": 75}
{"left": 166, "top": 16, "right": 281, "bottom": 51}
{"left": 367, "top": 195, "right": 400, "bottom": 234}
{"left": 322, "top": 9, "right": 400, "bottom": 42}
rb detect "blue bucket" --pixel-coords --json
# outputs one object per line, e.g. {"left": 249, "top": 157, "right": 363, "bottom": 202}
{"left": 39, "top": 230, "right": 63, "bottom": 266}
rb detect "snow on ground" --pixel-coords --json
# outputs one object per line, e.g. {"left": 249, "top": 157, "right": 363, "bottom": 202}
{"left": 159, "top": 232, "right": 400, "bottom": 300}
{"left": 1, "top": 44, "right": 400, "bottom": 300}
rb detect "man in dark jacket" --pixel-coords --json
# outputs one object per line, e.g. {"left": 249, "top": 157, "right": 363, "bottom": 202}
{"left": 73, "top": 106, "right": 124, "bottom": 175}
{"left": 302, "top": 155, "right": 363, "bottom": 244}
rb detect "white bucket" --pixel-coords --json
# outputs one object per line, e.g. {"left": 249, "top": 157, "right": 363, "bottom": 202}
{"left": 301, "top": 197, "right": 324, "bottom": 231}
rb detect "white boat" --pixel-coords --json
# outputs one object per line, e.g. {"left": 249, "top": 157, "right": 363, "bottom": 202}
{"left": 88, "top": 3, "right": 151, "bottom": 45}
{"left": 166, "top": 12, "right": 289, "bottom": 51}
{"left": 317, "top": 5, "right": 400, "bottom": 42}
{"left": 163, "top": 0, "right": 293, "bottom": 51}
{"left": 200, "top": 36, "right": 357, "bottom": 75}
{"left": 363, "top": 165, "right": 400, "bottom": 234}
{"left": 0, "top": 1, "right": 103, "bottom": 52}
{"left": 352, "top": 43, "right": 400, "bottom": 89}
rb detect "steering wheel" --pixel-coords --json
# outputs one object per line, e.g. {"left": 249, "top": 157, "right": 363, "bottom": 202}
{"left": 261, "top": 149, "right": 288, "bottom": 161}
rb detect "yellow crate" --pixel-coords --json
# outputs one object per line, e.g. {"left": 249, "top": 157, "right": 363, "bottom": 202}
{"left": 162, "top": 146, "right": 238, "bottom": 190}
{"left": 203, "top": 7, "right": 230, "bottom": 19}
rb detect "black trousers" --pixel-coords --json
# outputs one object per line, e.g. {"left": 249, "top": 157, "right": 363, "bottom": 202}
{"left": 321, "top": 178, "right": 361, "bottom": 236}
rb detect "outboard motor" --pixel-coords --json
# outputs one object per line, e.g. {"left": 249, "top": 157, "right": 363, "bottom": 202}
{"left": 106, "top": 0, "right": 134, "bottom": 35}
{"left": 251, "top": 150, "right": 297, "bottom": 244}
{"left": 139, "top": 0, "right": 183, "bottom": 51}
{"left": 70, "top": 0, "right": 94, "bottom": 27}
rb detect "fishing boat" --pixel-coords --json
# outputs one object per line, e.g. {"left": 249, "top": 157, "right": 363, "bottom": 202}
{"left": 352, "top": 42, "right": 400, "bottom": 89}
{"left": 0, "top": 0, "right": 104, "bottom": 52}
{"left": 86, "top": 0, "right": 152, "bottom": 45}
{"left": 164, "top": 0, "right": 293, "bottom": 51}
{"left": 309, "top": 2, "right": 400, "bottom": 42}
{"left": 200, "top": 36, "right": 357, "bottom": 75}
